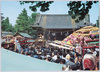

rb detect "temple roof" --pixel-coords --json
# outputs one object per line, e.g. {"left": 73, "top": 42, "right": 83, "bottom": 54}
{"left": 14, "top": 32, "right": 33, "bottom": 38}
{"left": 31, "top": 14, "right": 90, "bottom": 29}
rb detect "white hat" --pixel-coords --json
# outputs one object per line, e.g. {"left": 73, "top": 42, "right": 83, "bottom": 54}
{"left": 66, "top": 54, "right": 71, "bottom": 60}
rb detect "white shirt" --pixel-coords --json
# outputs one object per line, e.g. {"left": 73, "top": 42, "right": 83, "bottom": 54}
{"left": 93, "top": 51, "right": 97, "bottom": 56}
{"left": 52, "top": 55, "right": 57, "bottom": 60}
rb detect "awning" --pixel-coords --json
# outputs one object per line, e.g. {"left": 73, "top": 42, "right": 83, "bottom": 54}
{"left": 1, "top": 39, "right": 6, "bottom": 43}
{"left": 87, "top": 41, "right": 99, "bottom": 44}
{"left": 48, "top": 43, "right": 74, "bottom": 50}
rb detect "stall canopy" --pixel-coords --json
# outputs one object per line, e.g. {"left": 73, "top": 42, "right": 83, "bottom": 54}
{"left": 1, "top": 39, "right": 6, "bottom": 43}
{"left": 73, "top": 26, "right": 99, "bottom": 37}
{"left": 48, "top": 42, "right": 75, "bottom": 50}
{"left": 62, "top": 26, "right": 99, "bottom": 45}
{"left": 1, "top": 48, "right": 63, "bottom": 71}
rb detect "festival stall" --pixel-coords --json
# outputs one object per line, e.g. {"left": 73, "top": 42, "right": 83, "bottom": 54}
{"left": 2, "top": 35, "right": 13, "bottom": 43}
{"left": 48, "top": 42, "right": 75, "bottom": 50}
{"left": 61, "top": 26, "right": 99, "bottom": 56}
{"left": 35, "top": 34, "right": 46, "bottom": 46}
{"left": 1, "top": 35, "right": 14, "bottom": 49}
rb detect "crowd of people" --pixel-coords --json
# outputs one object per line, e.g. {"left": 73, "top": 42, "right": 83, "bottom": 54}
{"left": 2, "top": 39, "right": 99, "bottom": 71}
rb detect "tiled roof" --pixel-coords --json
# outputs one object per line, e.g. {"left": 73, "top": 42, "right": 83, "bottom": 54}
{"left": 15, "top": 32, "right": 32, "bottom": 38}
{"left": 1, "top": 31, "right": 14, "bottom": 37}
{"left": 32, "top": 14, "right": 90, "bottom": 29}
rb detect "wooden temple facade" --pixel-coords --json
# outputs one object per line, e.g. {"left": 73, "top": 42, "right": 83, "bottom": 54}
{"left": 31, "top": 14, "right": 90, "bottom": 40}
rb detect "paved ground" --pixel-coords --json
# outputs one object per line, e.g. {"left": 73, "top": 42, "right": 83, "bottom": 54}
{"left": 1, "top": 48, "right": 63, "bottom": 71}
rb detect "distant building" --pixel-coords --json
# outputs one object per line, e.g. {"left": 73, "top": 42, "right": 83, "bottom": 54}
{"left": 1, "top": 31, "right": 14, "bottom": 37}
{"left": 31, "top": 14, "right": 91, "bottom": 40}
{"left": 14, "top": 32, "right": 33, "bottom": 40}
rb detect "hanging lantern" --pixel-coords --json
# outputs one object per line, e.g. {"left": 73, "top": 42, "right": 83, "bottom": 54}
{"left": 78, "top": 34, "right": 81, "bottom": 37}
{"left": 73, "top": 37, "right": 77, "bottom": 41}
{"left": 89, "top": 31, "right": 92, "bottom": 35}
{"left": 69, "top": 35, "right": 71, "bottom": 38}
{"left": 61, "top": 32, "right": 62, "bottom": 35}
{"left": 82, "top": 31, "right": 84, "bottom": 34}
{"left": 85, "top": 43, "right": 87, "bottom": 46}
{"left": 92, "top": 34, "right": 95, "bottom": 37}
{"left": 52, "top": 33, "right": 55, "bottom": 36}
{"left": 65, "top": 32, "right": 68, "bottom": 36}
{"left": 49, "top": 31, "right": 50, "bottom": 34}
{"left": 70, "top": 47, "right": 73, "bottom": 50}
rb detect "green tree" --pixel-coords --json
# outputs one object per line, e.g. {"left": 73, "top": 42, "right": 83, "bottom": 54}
{"left": 15, "top": 8, "right": 38, "bottom": 37}
{"left": 28, "top": 13, "right": 37, "bottom": 24}
{"left": 28, "top": 13, "right": 38, "bottom": 37}
{"left": 67, "top": 1, "right": 98, "bottom": 22}
{"left": 1, "top": 17, "right": 15, "bottom": 32}
{"left": 1, "top": 17, "right": 9, "bottom": 31}
{"left": 96, "top": 19, "right": 99, "bottom": 28}
{"left": 19, "top": 1, "right": 54, "bottom": 12}
{"left": 19, "top": 1, "right": 98, "bottom": 23}
{"left": 1, "top": 13, "right": 4, "bottom": 22}
{"left": 15, "top": 8, "right": 29, "bottom": 33}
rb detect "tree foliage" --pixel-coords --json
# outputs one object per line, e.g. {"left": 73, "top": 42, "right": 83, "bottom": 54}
{"left": 15, "top": 8, "right": 38, "bottom": 37}
{"left": 28, "top": 13, "right": 37, "bottom": 24}
{"left": 15, "top": 8, "right": 29, "bottom": 33}
{"left": 19, "top": 1, "right": 98, "bottom": 23}
{"left": 96, "top": 19, "right": 99, "bottom": 28}
{"left": 67, "top": 1, "right": 98, "bottom": 22}
{"left": 19, "top": 1, "right": 54, "bottom": 12}
{"left": 1, "top": 13, "right": 4, "bottom": 22}
{"left": 1, "top": 17, "right": 14, "bottom": 32}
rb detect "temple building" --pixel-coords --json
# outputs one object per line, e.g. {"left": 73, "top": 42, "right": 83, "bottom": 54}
{"left": 31, "top": 14, "right": 91, "bottom": 40}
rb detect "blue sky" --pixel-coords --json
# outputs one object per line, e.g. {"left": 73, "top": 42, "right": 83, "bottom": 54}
{"left": 1, "top": 1, "right": 99, "bottom": 26}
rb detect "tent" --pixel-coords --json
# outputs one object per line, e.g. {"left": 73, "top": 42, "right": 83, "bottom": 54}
{"left": 62, "top": 26, "right": 99, "bottom": 45}
{"left": 1, "top": 48, "right": 63, "bottom": 71}
{"left": 73, "top": 26, "right": 99, "bottom": 37}
{"left": 48, "top": 43, "right": 75, "bottom": 50}
{"left": 1, "top": 39, "right": 6, "bottom": 43}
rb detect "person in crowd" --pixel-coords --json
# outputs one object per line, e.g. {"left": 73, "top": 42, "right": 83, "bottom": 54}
{"left": 6, "top": 44, "right": 10, "bottom": 50}
{"left": 46, "top": 57, "right": 52, "bottom": 62}
{"left": 95, "top": 51, "right": 99, "bottom": 70}
{"left": 75, "top": 57, "right": 80, "bottom": 70}
{"left": 25, "top": 45, "right": 29, "bottom": 55}
{"left": 66, "top": 54, "right": 75, "bottom": 68}
{"left": 41, "top": 45, "right": 45, "bottom": 53}
{"left": 2, "top": 37, "right": 99, "bottom": 71}
{"left": 36, "top": 48, "right": 42, "bottom": 59}
{"left": 60, "top": 59, "right": 66, "bottom": 65}
{"left": 16, "top": 41, "right": 21, "bottom": 53}
{"left": 78, "top": 56, "right": 83, "bottom": 70}
{"left": 21, "top": 45, "right": 25, "bottom": 55}
{"left": 70, "top": 53, "right": 75, "bottom": 61}
{"left": 52, "top": 52, "right": 57, "bottom": 61}
{"left": 29, "top": 47, "right": 35, "bottom": 57}
{"left": 9, "top": 45, "right": 14, "bottom": 51}
{"left": 62, "top": 53, "right": 67, "bottom": 63}
{"left": 74, "top": 52, "right": 79, "bottom": 63}
{"left": 91, "top": 48, "right": 97, "bottom": 56}
{"left": 33, "top": 54, "right": 38, "bottom": 58}
{"left": 69, "top": 65, "right": 77, "bottom": 71}
{"left": 62, "top": 65, "right": 67, "bottom": 71}
{"left": 84, "top": 68, "right": 90, "bottom": 70}
{"left": 53, "top": 48, "right": 58, "bottom": 55}
{"left": 41, "top": 53, "right": 47, "bottom": 60}
{"left": 55, "top": 55, "right": 62, "bottom": 63}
